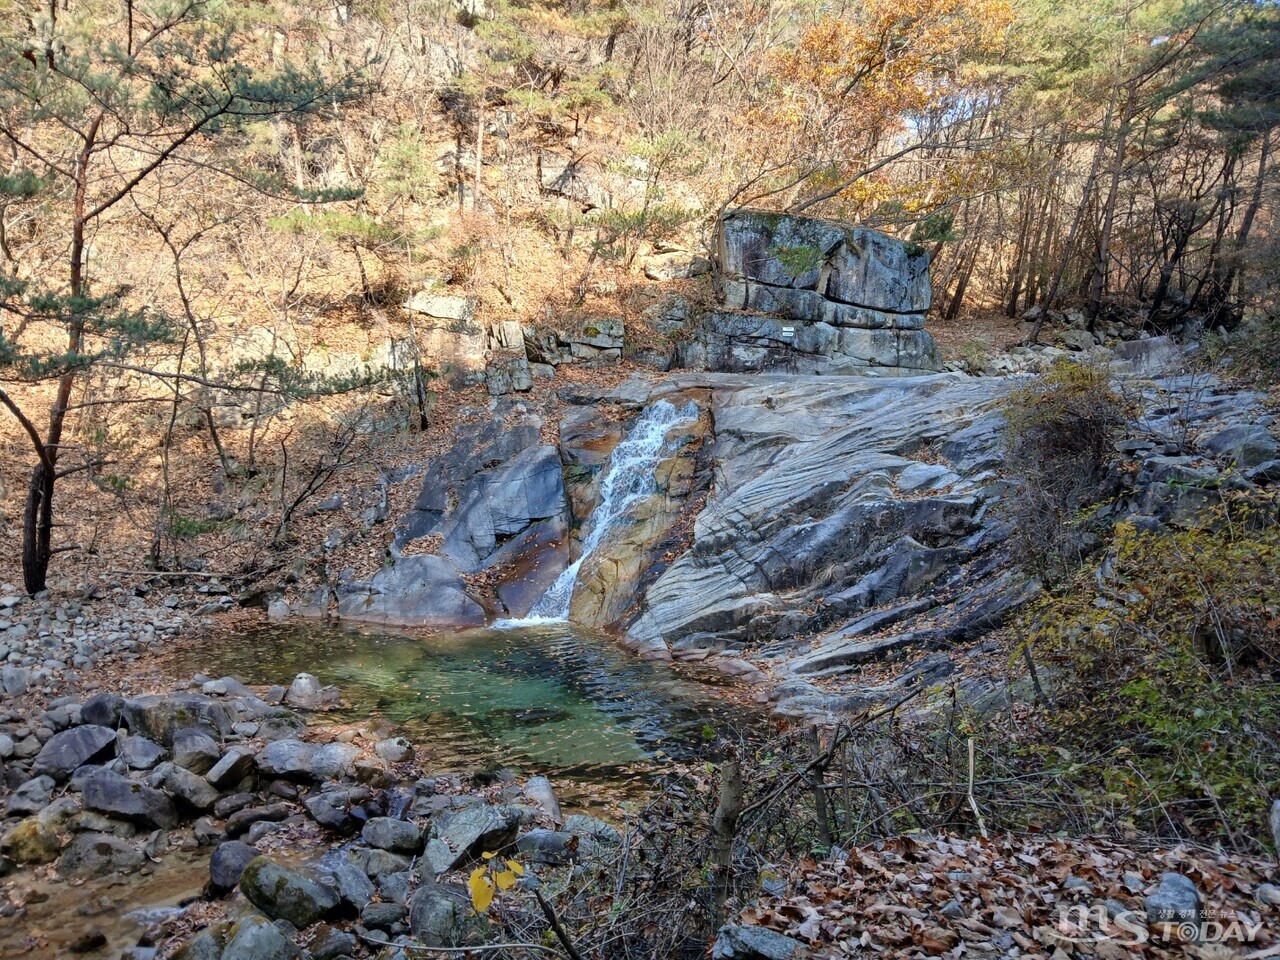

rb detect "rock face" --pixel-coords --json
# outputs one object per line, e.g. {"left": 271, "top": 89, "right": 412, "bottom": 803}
{"left": 337, "top": 405, "right": 571, "bottom": 624}
{"left": 675, "top": 210, "right": 941, "bottom": 376}
{"left": 624, "top": 373, "right": 1012, "bottom": 662}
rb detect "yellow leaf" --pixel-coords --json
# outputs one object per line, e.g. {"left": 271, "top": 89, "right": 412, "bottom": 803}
{"left": 496, "top": 870, "right": 516, "bottom": 890}
{"left": 506, "top": 859, "right": 524, "bottom": 876}
{"left": 469, "top": 870, "right": 494, "bottom": 912}
{"left": 482, "top": 851, "right": 497, "bottom": 860}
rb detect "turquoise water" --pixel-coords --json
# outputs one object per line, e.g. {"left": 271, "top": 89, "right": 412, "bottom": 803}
{"left": 188, "top": 622, "right": 758, "bottom": 785}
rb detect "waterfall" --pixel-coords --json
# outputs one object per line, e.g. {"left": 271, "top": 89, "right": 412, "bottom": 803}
{"left": 497, "top": 399, "right": 700, "bottom": 627}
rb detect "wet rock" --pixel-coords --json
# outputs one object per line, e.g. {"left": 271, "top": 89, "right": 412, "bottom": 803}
{"left": 285, "top": 673, "right": 340, "bottom": 711}
{"left": 374, "top": 737, "right": 414, "bottom": 763}
{"left": 221, "top": 913, "right": 301, "bottom": 960}
{"left": 57, "top": 832, "right": 144, "bottom": 877}
{"left": 121, "top": 735, "right": 166, "bottom": 771}
{"left": 82, "top": 768, "right": 178, "bottom": 829}
{"left": 6, "top": 774, "right": 55, "bottom": 816}
{"left": 712, "top": 924, "right": 803, "bottom": 960}
{"left": 303, "top": 791, "right": 359, "bottom": 834}
{"left": 1, "top": 817, "right": 62, "bottom": 864}
{"left": 163, "top": 764, "right": 219, "bottom": 812}
{"left": 68, "top": 929, "right": 108, "bottom": 953}
{"left": 240, "top": 856, "right": 341, "bottom": 928}
{"left": 226, "top": 803, "right": 293, "bottom": 839}
{"left": 172, "top": 728, "right": 221, "bottom": 774}
{"left": 362, "top": 817, "right": 423, "bottom": 853}
{"left": 206, "top": 746, "right": 256, "bottom": 789}
{"left": 202, "top": 676, "right": 253, "bottom": 697}
{"left": 408, "top": 881, "right": 474, "bottom": 947}
{"left": 32, "top": 724, "right": 116, "bottom": 780}
{"left": 209, "top": 840, "right": 259, "bottom": 893}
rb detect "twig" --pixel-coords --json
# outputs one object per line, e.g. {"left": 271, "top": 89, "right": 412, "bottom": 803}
{"left": 533, "top": 887, "right": 586, "bottom": 960}
{"left": 967, "top": 737, "right": 989, "bottom": 840}
{"left": 356, "top": 931, "right": 563, "bottom": 957}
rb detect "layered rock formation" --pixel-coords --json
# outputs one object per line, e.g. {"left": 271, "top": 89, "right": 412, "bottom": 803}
{"left": 675, "top": 210, "right": 943, "bottom": 375}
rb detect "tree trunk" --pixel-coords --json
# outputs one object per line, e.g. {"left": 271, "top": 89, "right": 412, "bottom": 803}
{"left": 1086, "top": 83, "right": 1139, "bottom": 330}
{"left": 709, "top": 755, "right": 743, "bottom": 928}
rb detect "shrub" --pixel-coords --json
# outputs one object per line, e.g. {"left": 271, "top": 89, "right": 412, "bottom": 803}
{"left": 1023, "top": 505, "right": 1280, "bottom": 847}
{"left": 1001, "top": 360, "right": 1132, "bottom": 583}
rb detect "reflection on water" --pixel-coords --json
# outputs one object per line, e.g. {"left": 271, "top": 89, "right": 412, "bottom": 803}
{"left": 186, "top": 621, "right": 759, "bottom": 782}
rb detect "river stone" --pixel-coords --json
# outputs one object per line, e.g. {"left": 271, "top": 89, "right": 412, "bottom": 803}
{"left": 172, "top": 728, "right": 221, "bottom": 774}
{"left": 517, "top": 828, "right": 598, "bottom": 866}
{"left": 307, "top": 926, "right": 357, "bottom": 960}
{"left": 56, "top": 832, "right": 144, "bottom": 877}
{"left": 374, "top": 737, "right": 414, "bottom": 762}
{"left": 221, "top": 913, "right": 301, "bottom": 960}
{"left": 171, "top": 928, "right": 227, "bottom": 960}
{"left": 32, "top": 724, "right": 117, "bottom": 780}
{"left": 362, "top": 900, "right": 408, "bottom": 929}
{"left": 206, "top": 746, "right": 256, "bottom": 788}
{"left": 421, "top": 804, "right": 520, "bottom": 875}
{"left": 210, "top": 840, "right": 259, "bottom": 893}
{"left": 226, "top": 803, "right": 293, "bottom": 839}
{"left": 82, "top": 768, "right": 178, "bottom": 829}
{"left": 285, "top": 673, "right": 339, "bottom": 711}
{"left": 317, "top": 857, "right": 377, "bottom": 909}
{"left": 1, "top": 817, "right": 62, "bottom": 864}
{"left": 310, "top": 742, "right": 362, "bottom": 780}
{"left": 523, "top": 775, "right": 562, "bottom": 826}
{"left": 303, "top": 791, "right": 359, "bottom": 834}
{"left": 712, "top": 923, "right": 803, "bottom": 960}
{"left": 122, "top": 693, "right": 233, "bottom": 745}
{"left": 563, "top": 814, "right": 623, "bottom": 844}
{"left": 408, "top": 881, "right": 474, "bottom": 947}
{"left": 362, "top": 817, "right": 423, "bottom": 853}
{"left": 164, "top": 764, "right": 219, "bottom": 812}
{"left": 256, "top": 739, "right": 316, "bottom": 778}
{"left": 1145, "top": 872, "right": 1202, "bottom": 936}
{"left": 6, "top": 774, "right": 55, "bottom": 816}
{"left": 240, "top": 856, "right": 340, "bottom": 928}
{"left": 79, "top": 693, "right": 124, "bottom": 728}
{"left": 121, "top": 735, "right": 166, "bottom": 770}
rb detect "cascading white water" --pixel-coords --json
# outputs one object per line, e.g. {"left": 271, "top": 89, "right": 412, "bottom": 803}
{"left": 497, "top": 399, "right": 700, "bottom": 627}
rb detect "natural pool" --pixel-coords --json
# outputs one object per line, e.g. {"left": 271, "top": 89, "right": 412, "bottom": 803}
{"left": 181, "top": 620, "right": 761, "bottom": 794}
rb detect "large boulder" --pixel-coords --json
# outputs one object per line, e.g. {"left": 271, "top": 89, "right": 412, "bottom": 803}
{"left": 420, "top": 804, "right": 520, "bottom": 875}
{"left": 56, "top": 832, "right": 144, "bottom": 877}
{"left": 239, "top": 856, "right": 341, "bottom": 928}
{"left": 220, "top": 913, "right": 301, "bottom": 960}
{"left": 209, "top": 840, "right": 259, "bottom": 893}
{"left": 81, "top": 768, "right": 178, "bottom": 829}
{"left": 1, "top": 817, "right": 62, "bottom": 864}
{"left": 121, "top": 693, "right": 234, "bottom": 745}
{"left": 336, "top": 554, "right": 486, "bottom": 626}
{"left": 32, "top": 724, "right": 117, "bottom": 780}
{"left": 408, "top": 881, "right": 475, "bottom": 947}
{"left": 172, "top": 727, "right": 222, "bottom": 774}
